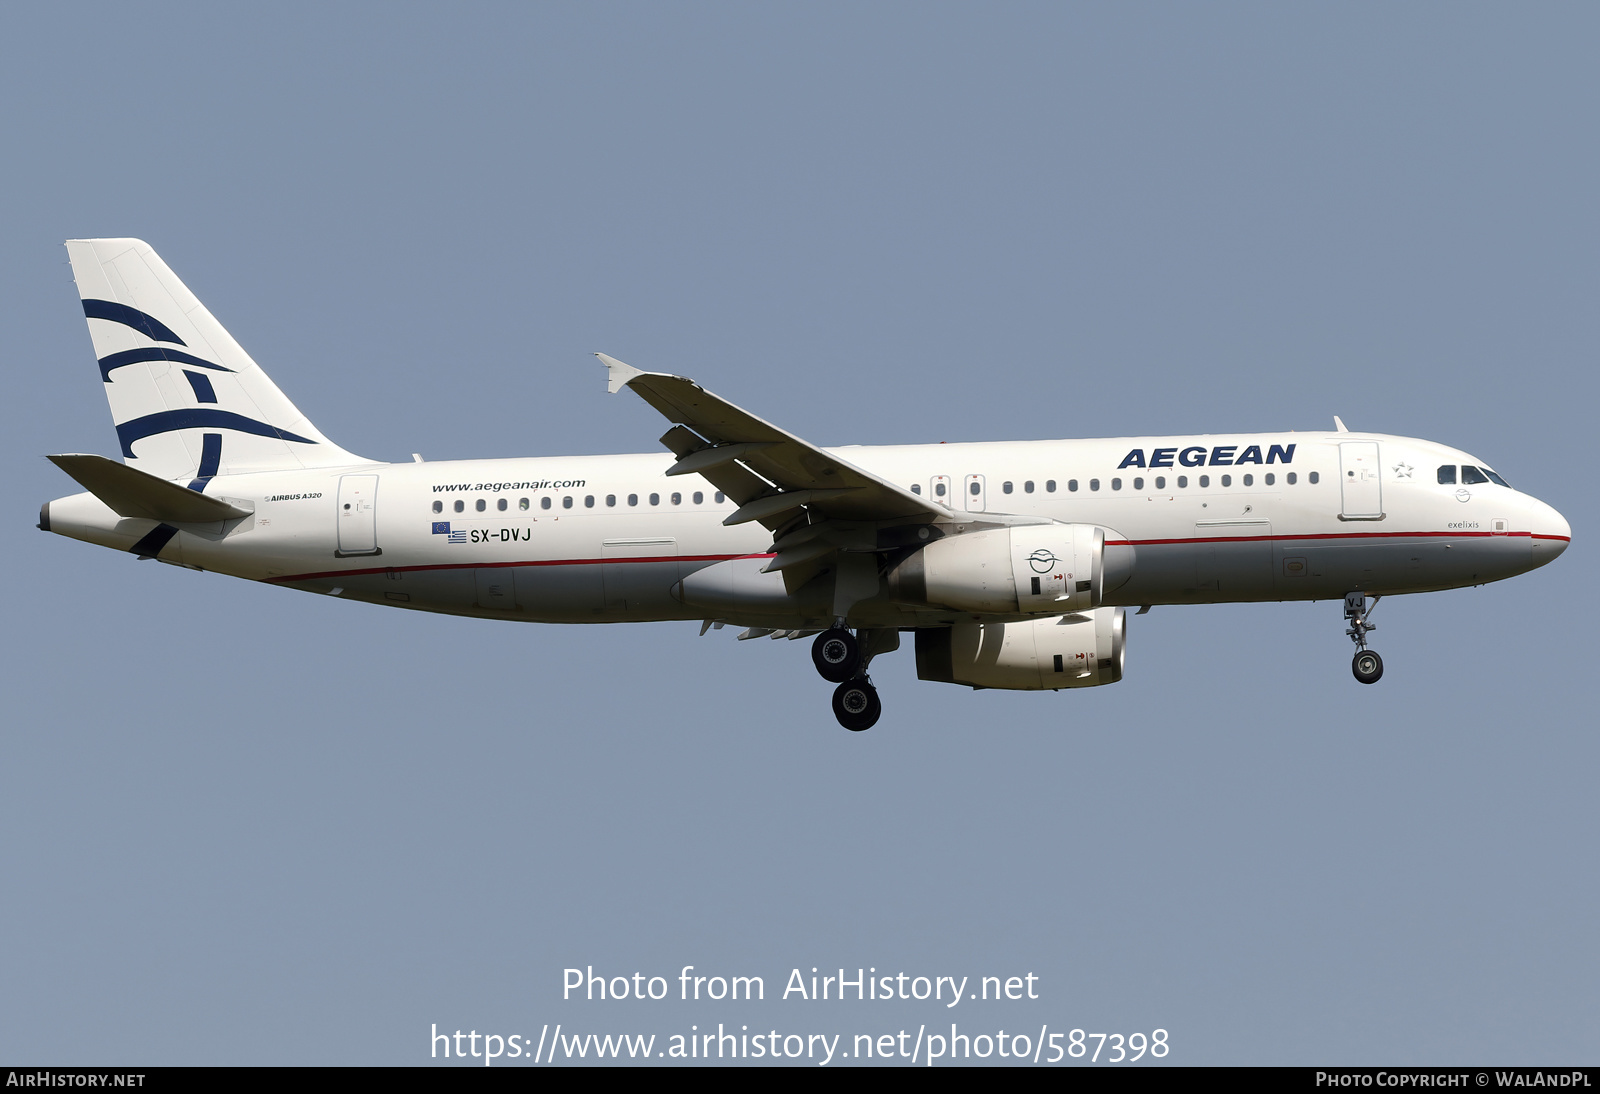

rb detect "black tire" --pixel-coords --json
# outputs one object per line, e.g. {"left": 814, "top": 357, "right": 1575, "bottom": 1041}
{"left": 1352, "top": 649, "right": 1384, "bottom": 684}
{"left": 832, "top": 678, "right": 881, "bottom": 731}
{"left": 812, "top": 628, "right": 860, "bottom": 682}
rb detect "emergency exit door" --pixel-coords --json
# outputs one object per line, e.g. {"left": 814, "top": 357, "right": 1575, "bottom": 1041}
{"left": 336, "top": 474, "right": 381, "bottom": 556}
{"left": 964, "top": 474, "right": 987, "bottom": 512}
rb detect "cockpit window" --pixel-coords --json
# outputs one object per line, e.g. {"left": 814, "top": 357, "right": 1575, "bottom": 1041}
{"left": 1437, "top": 465, "right": 1456, "bottom": 485}
{"left": 1460, "top": 466, "right": 1489, "bottom": 486}
{"left": 1483, "top": 468, "right": 1510, "bottom": 487}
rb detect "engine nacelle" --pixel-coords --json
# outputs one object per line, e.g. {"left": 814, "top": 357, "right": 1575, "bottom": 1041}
{"left": 915, "top": 607, "right": 1126, "bottom": 690}
{"left": 889, "top": 523, "right": 1131, "bottom": 614}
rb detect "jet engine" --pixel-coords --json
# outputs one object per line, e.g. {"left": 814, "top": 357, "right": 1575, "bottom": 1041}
{"left": 888, "top": 523, "right": 1132, "bottom": 615}
{"left": 914, "top": 607, "right": 1126, "bottom": 690}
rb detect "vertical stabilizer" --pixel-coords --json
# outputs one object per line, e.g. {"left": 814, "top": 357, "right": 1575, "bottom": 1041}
{"left": 65, "top": 238, "right": 371, "bottom": 482}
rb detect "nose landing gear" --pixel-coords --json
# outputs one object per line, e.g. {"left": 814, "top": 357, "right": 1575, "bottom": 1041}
{"left": 1345, "top": 593, "right": 1384, "bottom": 684}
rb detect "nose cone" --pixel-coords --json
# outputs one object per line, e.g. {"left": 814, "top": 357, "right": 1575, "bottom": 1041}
{"left": 1528, "top": 498, "right": 1571, "bottom": 568}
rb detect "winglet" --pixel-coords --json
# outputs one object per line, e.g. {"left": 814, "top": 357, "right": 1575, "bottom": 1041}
{"left": 596, "top": 353, "right": 645, "bottom": 394}
{"left": 1333, "top": 415, "right": 1350, "bottom": 433}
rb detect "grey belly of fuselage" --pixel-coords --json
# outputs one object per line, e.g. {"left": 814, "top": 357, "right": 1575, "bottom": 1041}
{"left": 1105, "top": 534, "right": 1532, "bottom": 605}
{"left": 328, "top": 559, "right": 700, "bottom": 622}
{"left": 282, "top": 536, "right": 1532, "bottom": 621}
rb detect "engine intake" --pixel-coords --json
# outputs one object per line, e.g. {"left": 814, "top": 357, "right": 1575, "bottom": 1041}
{"left": 889, "top": 523, "right": 1131, "bottom": 614}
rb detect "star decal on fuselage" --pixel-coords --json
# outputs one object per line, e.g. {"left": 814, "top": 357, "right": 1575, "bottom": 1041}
{"left": 1392, "top": 462, "right": 1413, "bottom": 479}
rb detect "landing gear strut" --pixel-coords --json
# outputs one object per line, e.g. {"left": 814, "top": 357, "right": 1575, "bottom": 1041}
{"left": 1345, "top": 593, "right": 1384, "bottom": 684}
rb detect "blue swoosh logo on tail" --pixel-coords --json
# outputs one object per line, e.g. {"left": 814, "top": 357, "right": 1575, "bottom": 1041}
{"left": 117, "top": 410, "right": 316, "bottom": 458}
{"left": 98, "top": 347, "right": 234, "bottom": 382}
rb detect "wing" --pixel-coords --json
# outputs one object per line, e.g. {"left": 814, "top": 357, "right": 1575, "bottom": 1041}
{"left": 597, "top": 354, "right": 942, "bottom": 531}
{"left": 597, "top": 354, "right": 948, "bottom": 592}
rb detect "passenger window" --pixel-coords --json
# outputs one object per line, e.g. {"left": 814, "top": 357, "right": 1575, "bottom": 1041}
{"left": 1461, "top": 466, "right": 1488, "bottom": 485}
{"left": 649, "top": 493, "right": 660, "bottom": 506}
{"left": 715, "top": 492, "right": 725, "bottom": 503}
{"left": 1068, "top": 480, "right": 1079, "bottom": 492}
{"left": 606, "top": 495, "right": 616, "bottom": 507}
{"left": 1002, "top": 481, "right": 1013, "bottom": 494}
{"left": 969, "top": 481, "right": 980, "bottom": 496}
{"left": 1133, "top": 477, "right": 1144, "bottom": 490}
{"left": 1090, "top": 479, "right": 1100, "bottom": 491}
{"left": 541, "top": 497, "right": 552, "bottom": 510}
{"left": 1287, "top": 472, "right": 1297, "bottom": 485}
{"left": 1264, "top": 473, "right": 1274, "bottom": 485}
{"left": 584, "top": 495, "right": 594, "bottom": 508}
{"left": 911, "top": 483, "right": 921, "bottom": 495}
{"left": 1024, "top": 481, "right": 1034, "bottom": 493}
{"left": 1154, "top": 476, "right": 1165, "bottom": 489}
{"left": 1177, "top": 476, "right": 1188, "bottom": 488}
{"left": 432, "top": 500, "right": 442, "bottom": 514}
{"left": 1045, "top": 480, "right": 1056, "bottom": 492}
{"left": 563, "top": 496, "right": 573, "bottom": 509}
{"left": 497, "top": 498, "right": 507, "bottom": 511}
{"left": 519, "top": 497, "right": 530, "bottom": 510}
{"left": 1437, "top": 465, "right": 1457, "bottom": 485}
{"left": 671, "top": 492, "right": 682, "bottom": 505}
{"left": 628, "top": 494, "right": 638, "bottom": 506}
{"left": 1241, "top": 474, "right": 1252, "bottom": 486}
{"left": 935, "top": 482, "right": 946, "bottom": 497}
{"left": 1198, "top": 475, "right": 1209, "bottom": 488}
{"left": 1221, "top": 474, "right": 1232, "bottom": 487}
{"left": 1111, "top": 478, "right": 1121, "bottom": 491}
{"left": 693, "top": 491, "right": 703, "bottom": 504}
{"left": 1309, "top": 472, "right": 1320, "bottom": 484}
{"left": 475, "top": 499, "right": 486, "bottom": 512}
{"left": 454, "top": 500, "right": 464, "bottom": 513}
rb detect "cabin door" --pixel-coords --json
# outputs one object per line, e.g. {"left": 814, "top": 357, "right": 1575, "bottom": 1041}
{"left": 336, "top": 474, "right": 381, "bottom": 556}
{"left": 1339, "top": 442, "right": 1383, "bottom": 520}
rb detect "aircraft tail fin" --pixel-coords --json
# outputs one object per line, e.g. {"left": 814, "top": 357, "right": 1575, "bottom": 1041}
{"left": 65, "top": 238, "right": 370, "bottom": 482}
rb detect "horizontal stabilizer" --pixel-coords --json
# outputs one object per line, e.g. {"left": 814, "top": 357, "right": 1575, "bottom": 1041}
{"left": 47, "top": 454, "right": 252, "bottom": 522}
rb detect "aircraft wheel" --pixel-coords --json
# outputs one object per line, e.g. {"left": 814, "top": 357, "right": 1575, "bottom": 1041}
{"left": 812, "top": 628, "right": 860, "bottom": 682}
{"left": 1352, "top": 650, "right": 1384, "bottom": 685}
{"left": 832, "top": 679, "right": 881, "bottom": 732}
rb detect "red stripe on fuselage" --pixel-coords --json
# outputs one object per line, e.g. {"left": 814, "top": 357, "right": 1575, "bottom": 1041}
{"left": 1105, "top": 530, "right": 1543, "bottom": 547}
{"left": 270, "top": 530, "right": 1571, "bottom": 585}
{"left": 267, "top": 552, "right": 775, "bottom": 584}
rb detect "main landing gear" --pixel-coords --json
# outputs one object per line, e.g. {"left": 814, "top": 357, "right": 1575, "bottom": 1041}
{"left": 811, "top": 627, "right": 861, "bottom": 682}
{"left": 1344, "top": 592, "right": 1384, "bottom": 685}
{"left": 831, "top": 677, "right": 881, "bottom": 732}
{"left": 812, "top": 626, "right": 886, "bottom": 731}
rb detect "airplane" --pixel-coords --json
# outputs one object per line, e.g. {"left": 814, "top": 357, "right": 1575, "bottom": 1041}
{"left": 39, "top": 239, "right": 1572, "bottom": 730}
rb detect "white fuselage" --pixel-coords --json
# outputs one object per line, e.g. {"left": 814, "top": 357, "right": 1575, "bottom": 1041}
{"left": 44, "top": 430, "right": 1571, "bottom": 628}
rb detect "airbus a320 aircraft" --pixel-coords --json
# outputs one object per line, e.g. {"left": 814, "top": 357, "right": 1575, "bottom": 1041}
{"left": 41, "top": 240, "right": 1571, "bottom": 730}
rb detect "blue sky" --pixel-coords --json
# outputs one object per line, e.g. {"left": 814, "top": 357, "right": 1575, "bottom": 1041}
{"left": 1, "top": 3, "right": 1594, "bottom": 1065}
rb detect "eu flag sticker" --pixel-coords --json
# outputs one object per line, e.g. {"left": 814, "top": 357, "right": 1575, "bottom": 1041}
{"left": 432, "top": 522, "right": 450, "bottom": 534}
